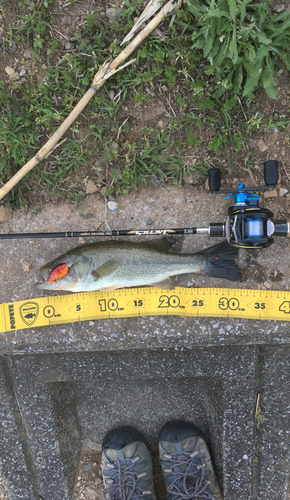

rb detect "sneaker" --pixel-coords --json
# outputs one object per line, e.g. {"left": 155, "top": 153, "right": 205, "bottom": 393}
{"left": 159, "top": 421, "right": 216, "bottom": 500}
{"left": 102, "top": 426, "right": 156, "bottom": 500}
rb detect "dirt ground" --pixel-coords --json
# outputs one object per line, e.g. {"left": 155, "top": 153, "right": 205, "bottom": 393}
{"left": 1, "top": 0, "right": 290, "bottom": 206}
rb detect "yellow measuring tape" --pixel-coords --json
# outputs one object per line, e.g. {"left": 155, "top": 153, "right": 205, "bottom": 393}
{"left": 1, "top": 287, "right": 290, "bottom": 333}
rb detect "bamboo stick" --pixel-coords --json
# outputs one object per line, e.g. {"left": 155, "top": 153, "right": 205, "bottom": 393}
{"left": 0, "top": 0, "right": 181, "bottom": 202}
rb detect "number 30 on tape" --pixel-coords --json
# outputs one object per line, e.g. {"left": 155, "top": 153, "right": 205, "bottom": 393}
{"left": 1, "top": 287, "right": 290, "bottom": 333}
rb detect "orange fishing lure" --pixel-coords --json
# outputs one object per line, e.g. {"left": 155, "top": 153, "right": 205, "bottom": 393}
{"left": 47, "top": 263, "right": 68, "bottom": 283}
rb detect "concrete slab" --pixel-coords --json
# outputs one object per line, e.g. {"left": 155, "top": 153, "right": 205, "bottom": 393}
{"left": 3, "top": 346, "right": 255, "bottom": 499}
{"left": 1, "top": 185, "right": 290, "bottom": 499}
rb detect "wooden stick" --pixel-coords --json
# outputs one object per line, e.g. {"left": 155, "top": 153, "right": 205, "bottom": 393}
{"left": 0, "top": 0, "right": 181, "bottom": 202}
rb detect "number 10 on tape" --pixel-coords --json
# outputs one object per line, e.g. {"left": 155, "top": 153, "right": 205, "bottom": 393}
{"left": 1, "top": 287, "right": 290, "bottom": 333}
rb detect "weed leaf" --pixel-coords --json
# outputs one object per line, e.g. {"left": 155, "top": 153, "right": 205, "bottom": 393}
{"left": 227, "top": 0, "right": 236, "bottom": 21}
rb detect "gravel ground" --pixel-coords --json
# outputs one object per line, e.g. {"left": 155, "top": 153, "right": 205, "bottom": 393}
{"left": 73, "top": 452, "right": 104, "bottom": 500}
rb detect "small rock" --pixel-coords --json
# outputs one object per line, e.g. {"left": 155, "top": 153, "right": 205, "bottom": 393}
{"left": 85, "top": 487, "right": 98, "bottom": 500}
{"left": 84, "top": 464, "right": 92, "bottom": 471}
{"left": 65, "top": 41, "right": 74, "bottom": 50}
{"left": 9, "top": 41, "right": 17, "bottom": 52}
{"left": 110, "top": 142, "right": 119, "bottom": 152}
{"left": 0, "top": 205, "right": 13, "bottom": 222}
{"left": 161, "top": 85, "right": 168, "bottom": 91}
{"left": 89, "top": 321, "right": 95, "bottom": 326}
{"left": 264, "top": 281, "right": 271, "bottom": 289}
{"left": 80, "top": 208, "right": 95, "bottom": 218}
{"left": 157, "top": 120, "right": 164, "bottom": 128}
{"left": 257, "top": 139, "right": 268, "bottom": 152}
{"left": 78, "top": 237, "right": 86, "bottom": 244}
{"left": 274, "top": 4, "right": 285, "bottom": 13}
{"left": 204, "top": 178, "right": 210, "bottom": 190}
{"left": 5, "top": 66, "right": 15, "bottom": 76}
{"left": 146, "top": 197, "right": 155, "bottom": 203}
{"left": 23, "top": 49, "right": 33, "bottom": 59}
{"left": 19, "top": 68, "right": 26, "bottom": 77}
{"left": 108, "top": 90, "right": 115, "bottom": 100}
{"left": 42, "top": 63, "right": 48, "bottom": 70}
{"left": 279, "top": 187, "right": 288, "bottom": 197}
{"left": 264, "top": 189, "right": 278, "bottom": 199}
{"left": 22, "top": 261, "right": 32, "bottom": 272}
{"left": 219, "top": 206, "right": 228, "bottom": 215}
{"left": 147, "top": 219, "right": 153, "bottom": 225}
{"left": 86, "top": 180, "right": 98, "bottom": 194}
{"left": 63, "top": 14, "right": 72, "bottom": 24}
{"left": 107, "top": 201, "right": 118, "bottom": 211}
{"left": 9, "top": 73, "right": 20, "bottom": 81}
{"left": 94, "top": 158, "right": 107, "bottom": 182}
{"left": 106, "top": 7, "right": 123, "bottom": 23}
{"left": 27, "top": 211, "right": 32, "bottom": 220}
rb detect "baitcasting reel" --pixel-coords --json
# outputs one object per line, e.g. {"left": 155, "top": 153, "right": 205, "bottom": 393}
{"left": 0, "top": 160, "right": 289, "bottom": 251}
{"left": 207, "top": 160, "right": 289, "bottom": 249}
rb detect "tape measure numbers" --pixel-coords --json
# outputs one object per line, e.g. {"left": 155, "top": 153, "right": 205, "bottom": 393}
{"left": 2, "top": 287, "right": 290, "bottom": 334}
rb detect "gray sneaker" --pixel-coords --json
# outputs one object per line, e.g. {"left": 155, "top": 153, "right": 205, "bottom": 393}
{"left": 102, "top": 426, "right": 156, "bottom": 500}
{"left": 159, "top": 421, "right": 216, "bottom": 500}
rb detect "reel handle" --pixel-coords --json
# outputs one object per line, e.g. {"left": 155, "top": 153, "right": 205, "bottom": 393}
{"left": 264, "top": 160, "right": 278, "bottom": 188}
{"left": 208, "top": 167, "right": 221, "bottom": 192}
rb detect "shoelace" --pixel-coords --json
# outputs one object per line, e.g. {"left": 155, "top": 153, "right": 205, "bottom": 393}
{"left": 104, "top": 457, "right": 151, "bottom": 500}
{"left": 162, "top": 450, "right": 214, "bottom": 500}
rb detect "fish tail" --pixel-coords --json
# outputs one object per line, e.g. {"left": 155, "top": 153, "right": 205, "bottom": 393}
{"left": 201, "top": 242, "right": 242, "bottom": 281}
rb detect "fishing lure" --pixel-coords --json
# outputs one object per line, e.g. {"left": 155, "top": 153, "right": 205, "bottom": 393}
{"left": 47, "top": 263, "right": 69, "bottom": 283}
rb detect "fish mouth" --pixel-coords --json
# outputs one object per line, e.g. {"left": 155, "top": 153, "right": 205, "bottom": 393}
{"left": 35, "top": 278, "right": 76, "bottom": 291}
{"left": 36, "top": 266, "right": 77, "bottom": 290}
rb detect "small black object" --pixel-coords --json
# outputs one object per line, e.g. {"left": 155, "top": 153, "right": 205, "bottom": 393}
{"left": 208, "top": 167, "right": 221, "bottom": 192}
{"left": 264, "top": 160, "right": 278, "bottom": 187}
{"left": 209, "top": 223, "right": 225, "bottom": 237}
{"left": 273, "top": 220, "right": 289, "bottom": 236}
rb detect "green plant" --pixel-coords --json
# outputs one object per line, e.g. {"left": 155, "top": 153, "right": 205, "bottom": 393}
{"left": 12, "top": 0, "right": 55, "bottom": 51}
{"left": 186, "top": 0, "right": 290, "bottom": 101}
{"left": 256, "top": 406, "right": 266, "bottom": 429}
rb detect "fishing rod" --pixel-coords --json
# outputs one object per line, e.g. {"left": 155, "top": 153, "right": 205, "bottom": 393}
{"left": 0, "top": 160, "right": 289, "bottom": 249}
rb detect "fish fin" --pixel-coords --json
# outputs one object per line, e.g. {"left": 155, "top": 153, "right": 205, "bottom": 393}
{"left": 151, "top": 277, "right": 175, "bottom": 290}
{"left": 201, "top": 242, "right": 242, "bottom": 281}
{"left": 145, "top": 237, "right": 175, "bottom": 252}
{"left": 91, "top": 258, "right": 118, "bottom": 281}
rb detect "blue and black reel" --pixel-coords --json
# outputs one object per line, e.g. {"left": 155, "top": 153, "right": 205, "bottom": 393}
{"left": 208, "top": 160, "right": 289, "bottom": 249}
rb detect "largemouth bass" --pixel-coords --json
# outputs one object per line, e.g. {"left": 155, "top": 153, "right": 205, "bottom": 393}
{"left": 36, "top": 239, "right": 241, "bottom": 292}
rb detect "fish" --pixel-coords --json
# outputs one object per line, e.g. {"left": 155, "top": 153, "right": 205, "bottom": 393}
{"left": 24, "top": 313, "right": 36, "bottom": 319}
{"left": 36, "top": 239, "right": 241, "bottom": 293}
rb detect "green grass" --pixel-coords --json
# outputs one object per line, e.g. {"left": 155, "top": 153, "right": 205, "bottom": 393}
{"left": 0, "top": 0, "right": 290, "bottom": 207}
{"left": 186, "top": 0, "right": 290, "bottom": 101}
